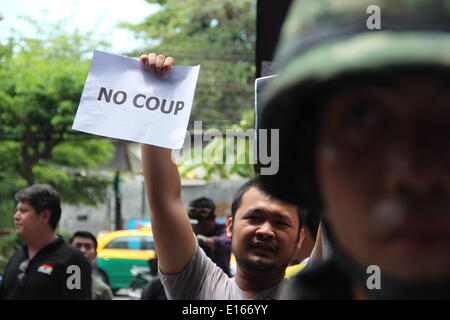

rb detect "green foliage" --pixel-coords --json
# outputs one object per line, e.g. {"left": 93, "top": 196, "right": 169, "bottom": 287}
{"left": 57, "top": 230, "right": 73, "bottom": 243}
{"left": 178, "top": 110, "right": 256, "bottom": 180}
{"left": 122, "top": 0, "right": 256, "bottom": 129}
{"left": 0, "top": 233, "right": 21, "bottom": 274}
{"left": 50, "top": 140, "right": 115, "bottom": 169}
{"left": 0, "top": 20, "right": 115, "bottom": 229}
{"left": 0, "top": 175, "right": 27, "bottom": 230}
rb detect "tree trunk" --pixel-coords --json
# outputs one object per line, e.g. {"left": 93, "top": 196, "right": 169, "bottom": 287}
{"left": 22, "top": 124, "right": 34, "bottom": 185}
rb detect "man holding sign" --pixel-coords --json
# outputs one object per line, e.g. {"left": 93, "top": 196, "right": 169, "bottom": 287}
{"left": 140, "top": 53, "right": 306, "bottom": 300}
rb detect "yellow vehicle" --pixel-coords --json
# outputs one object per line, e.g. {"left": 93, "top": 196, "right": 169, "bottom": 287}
{"left": 284, "top": 261, "right": 308, "bottom": 279}
{"left": 96, "top": 228, "right": 155, "bottom": 290}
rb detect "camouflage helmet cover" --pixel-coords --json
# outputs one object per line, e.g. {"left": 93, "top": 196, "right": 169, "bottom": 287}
{"left": 259, "top": 0, "right": 450, "bottom": 209}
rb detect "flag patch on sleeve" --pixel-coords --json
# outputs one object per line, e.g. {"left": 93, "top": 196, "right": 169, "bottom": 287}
{"left": 37, "top": 264, "right": 53, "bottom": 275}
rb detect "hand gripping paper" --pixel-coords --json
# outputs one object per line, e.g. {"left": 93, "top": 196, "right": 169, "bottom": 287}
{"left": 72, "top": 50, "right": 200, "bottom": 149}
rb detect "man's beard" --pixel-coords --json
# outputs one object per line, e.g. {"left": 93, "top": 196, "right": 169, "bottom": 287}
{"left": 240, "top": 257, "right": 278, "bottom": 273}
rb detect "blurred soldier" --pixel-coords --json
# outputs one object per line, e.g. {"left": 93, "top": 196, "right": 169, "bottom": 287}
{"left": 260, "top": 0, "right": 450, "bottom": 299}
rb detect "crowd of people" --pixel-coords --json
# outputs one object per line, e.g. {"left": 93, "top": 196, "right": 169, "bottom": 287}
{"left": 1, "top": 0, "right": 450, "bottom": 300}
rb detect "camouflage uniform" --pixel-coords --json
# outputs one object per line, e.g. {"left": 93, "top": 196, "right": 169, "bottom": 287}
{"left": 259, "top": 0, "right": 450, "bottom": 299}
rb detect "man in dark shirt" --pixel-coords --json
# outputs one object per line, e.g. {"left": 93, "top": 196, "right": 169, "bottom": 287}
{"left": 0, "top": 184, "right": 91, "bottom": 300}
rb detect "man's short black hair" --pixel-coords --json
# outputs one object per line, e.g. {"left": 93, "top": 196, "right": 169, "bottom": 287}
{"left": 231, "top": 178, "right": 262, "bottom": 220}
{"left": 231, "top": 177, "right": 306, "bottom": 230}
{"left": 304, "top": 211, "right": 320, "bottom": 240}
{"left": 69, "top": 231, "right": 98, "bottom": 250}
{"left": 15, "top": 184, "right": 62, "bottom": 230}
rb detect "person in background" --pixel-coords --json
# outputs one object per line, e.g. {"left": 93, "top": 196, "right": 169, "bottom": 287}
{"left": 289, "top": 210, "right": 320, "bottom": 266}
{"left": 188, "top": 197, "right": 231, "bottom": 276}
{"left": 69, "top": 231, "right": 113, "bottom": 300}
{"left": 285, "top": 212, "right": 320, "bottom": 279}
{"left": 0, "top": 184, "right": 91, "bottom": 300}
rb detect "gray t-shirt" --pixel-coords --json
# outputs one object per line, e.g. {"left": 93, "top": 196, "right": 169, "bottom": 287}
{"left": 160, "top": 242, "right": 282, "bottom": 300}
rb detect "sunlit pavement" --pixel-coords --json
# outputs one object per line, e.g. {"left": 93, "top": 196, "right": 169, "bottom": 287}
{"left": 113, "top": 288, "right": 143, "bottom": 300}
{"left": 113, "top": 288, "right": 132, "bottom": 300}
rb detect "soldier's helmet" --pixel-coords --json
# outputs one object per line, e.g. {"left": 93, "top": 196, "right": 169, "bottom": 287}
{"left": 259, "top": 0, "right": 450, "bottom": 210}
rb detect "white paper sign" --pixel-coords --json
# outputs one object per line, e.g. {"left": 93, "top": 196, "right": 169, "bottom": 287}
{"left": 72, "top": 50, "right": 200, "bottom": 149}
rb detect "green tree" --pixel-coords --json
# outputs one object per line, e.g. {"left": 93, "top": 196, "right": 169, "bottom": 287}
{"left": 122, "top": 0, "right": 256, "bottom": 129}
{"left": 0, "top": 20, "right": 115, "bottom": 229}
{"left": 177, "top": 110, "right": 256, "bottom": 180}
{"left": 0, "top": 233, "right": 21, "bottom": 274}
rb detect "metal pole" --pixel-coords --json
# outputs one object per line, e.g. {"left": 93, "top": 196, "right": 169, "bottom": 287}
{"left": 141, "top": 179, "right": 146, "bottom": 218}
{"left": 114, "top": 170, "right": 122, "bottom": 230}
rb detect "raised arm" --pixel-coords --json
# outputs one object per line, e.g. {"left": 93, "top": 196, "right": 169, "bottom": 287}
{"left": 140, "top": 53, "right": 197, "bottom": 275}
